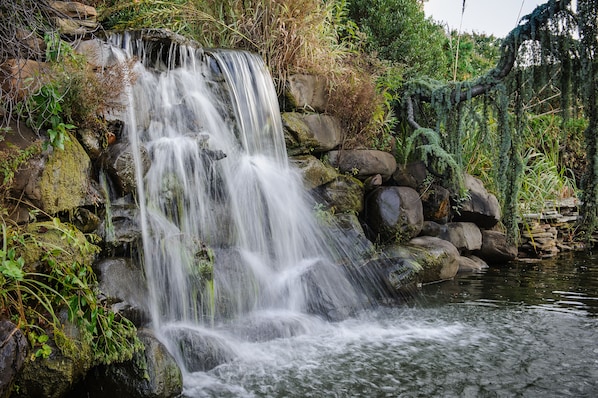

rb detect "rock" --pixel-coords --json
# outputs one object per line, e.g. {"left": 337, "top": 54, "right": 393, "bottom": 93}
{"left": 391, "top": 161, "right": 427, "bottom": 189}
{"left": 290, "top": 155, "right": 338, "bottom": 190}
{"left": 316, "top": 174, "right": 364, "bottom": 214}
{"left": 454, "top": 174, "right": 501, "bottom": 228}
{"left": 14, "top": 317, "right": 94, "bottom": 398}
{"left": 75, "top": 39, "right": 121, "bottom": 69}
{"left": 405, "top": 236, "right": 460, "bottom": 283}
{"left": 420, "top": 220, "right": 448, "bottom": 237}
{"left": 284, "top": 74, "right": 329, "bottom": 112}
{"left": 324, "top": 212, "right": 376, "bottom": 265}
{"left": 364, "top": 186, "right": 423, "bottom": 243}
{"left": 94, "top": 258, "right": 150, "bottom": 327}
{"left": 99, "top": 199, "right": 143, "bottom": 255}
{"left": 328, "top": 149, "right": 397, "bottom": 180}
{"left": 0, "top": 321, "right": 28, "bottom": 398}
{"left": 9, "top": 131, "right": 98, "bottom": 215}
{"left": 457, "top": 255, "right": 488, "bottom": 272}
{"left": 437, "top": 222, "right": 483, "bottom": 252}
{"left": 66, "top": 329, "right": 183, "bottom": 398}
{"left": 282, "top": 112, "right": 343, "bottom": 154}
{"left": 476, "top": 230, "right": 518, "bottom": 264}
{"left": 50, "top": 1, "right": 99, "bottom": 36}
{"left": 0, "top": 59, "right": 49, "bottom": 100}
{"left": 162, "top": 326, "right": 235, "bottom": 372}
{"left": 102, "top": 141, "right": 150, "bottom": 195}
{"left": 420, "top": 184, "right": 451, "bottom": 224}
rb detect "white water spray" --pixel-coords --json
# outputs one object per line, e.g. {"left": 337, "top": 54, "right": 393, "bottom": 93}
{"left": 111, "top": 33, "right": 368, "bottom": 378}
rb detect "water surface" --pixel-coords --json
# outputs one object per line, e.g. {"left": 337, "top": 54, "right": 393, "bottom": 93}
{"left": 183, "top": 252, "right": 598, "bottom": 397}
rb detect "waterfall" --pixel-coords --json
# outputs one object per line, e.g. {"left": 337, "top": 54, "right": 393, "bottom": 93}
{"left": 111, "top": 32, "right": 371, "bottom": 378}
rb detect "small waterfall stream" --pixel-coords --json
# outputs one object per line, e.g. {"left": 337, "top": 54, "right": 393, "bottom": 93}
{"left": 112, "top": 33, "right": 368, "bottom": 387}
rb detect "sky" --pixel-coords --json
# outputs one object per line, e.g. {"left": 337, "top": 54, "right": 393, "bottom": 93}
{"left": 423, "top": 0, "right": 547, "bottom": 37}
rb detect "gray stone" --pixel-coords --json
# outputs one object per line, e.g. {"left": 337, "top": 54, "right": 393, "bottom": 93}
{"left": 75, "top": 39, "right": 121, "bottom": 69}
{"left": 420, "top": 184, "right": 451, "bottom": 224}
{"left": 317, "top": 174, "right": 364, "bottom": 214}
{"left": 328, "top": 149, "right": 397, "bottom": 180}
{"left": 364, "top": 186, "right": 423, "bottom": 243}
{"left": 457, "top": 255, "right": 488, "bottom": 272}
{"left": 0, "top": 321, "right": 28, "bottom": 398}
{"left": 68, "top": 329, "right": 183, "bottom": 398}
{"left": 455, "top": 174, "right": 501, "bottom": 228}
{"left": 290, "top": 155, "right": 338, "bottom": 190}
{"left": 438, "top": 222, "right": 483, "bottom": 252}
{"left": 406, "top": 236, "right": 460, "bottom": 282}
{"left": 285, "top": 74, "right": 329, "bottom": 112}
{"left": 476, "top": 230, "right": 518, "bottom": 264}
{"left": 391, "top": 161, "right": 427, "bottom": 189}
{"left": 102, "top": 141, "right": 150, "bottom": 195}
{"left": 283, "top": 113, "right": 343, "bottom": 154}
{"left": 95, "top": 258, "right": 150, "bottom": 327}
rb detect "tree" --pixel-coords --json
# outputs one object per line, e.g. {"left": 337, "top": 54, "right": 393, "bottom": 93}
{"left": 403, "top": 0, "right": 598, "bottom": 245}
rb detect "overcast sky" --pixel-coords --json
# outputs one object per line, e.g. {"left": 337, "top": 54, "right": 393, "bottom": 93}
{"left": 423, "top": 0, "right": 547, "bottom": 37}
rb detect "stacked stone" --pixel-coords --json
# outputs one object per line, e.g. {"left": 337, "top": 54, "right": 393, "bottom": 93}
{"left": 50, "top": 1, "right": 99, "bottom": 36}
{"left": 519, "top": 222, "right": 559, "bottom": 258}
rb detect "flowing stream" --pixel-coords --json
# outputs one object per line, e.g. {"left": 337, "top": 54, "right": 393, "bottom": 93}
{"left": 115, "top": 36, "right": 598, "bottom": 397}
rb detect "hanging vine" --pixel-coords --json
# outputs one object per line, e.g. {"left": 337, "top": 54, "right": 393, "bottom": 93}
{"left": 400, "top": 0, "right": 598, "bottom": 245}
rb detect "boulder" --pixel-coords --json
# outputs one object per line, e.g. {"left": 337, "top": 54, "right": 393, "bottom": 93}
{"left": 476, "top": 230, "right": 518, "bottom": 264}
{"left": 364, "top": 186, "right": 423, "bottom": 243}
{"left": 391, "top": 161, "right": 427, "bottom": 189}
{"left": 50, "top": 1, "right": 99, "bottom": 36}
{"left": 284, "top": 74, "right": 328, "bottom": 112}
{"left": 282, "top": 112, "right": 343, "bottom": 154}
{"left": 324, "top": 212, "right": 376, "bottom": 265}
{"left": 0, "top": 321, "right": 28, "bottom": 398}
{"left": 454, "top": 174, "right": 501, "bottom": 228}
{"left": 290, "top": 155, "right": 338, "bottom": 190}
{"left": 328, "top": 149, "right": 397, "bottom": 181}
{"left": 94, "top": 258, "right": 150, "bottom": 327}
{"left": 457, "top": 255, "right": 488, "bottom": 272}
{"left": 102, "top": 141, "right": 150, "bottom": 196}
{"left": 66, "top": 329, "right": 183, "bottom": 398}
{"left": 316, "top": 174, "right": 364, "bottom": 214}
{"left": 405, "top": 236, "right": 460, "bottom": 283}
{"left": 420, "top": 184, "right": 451, "bottom": 224}
{"left": 437, "top": 222, "right": 483, "bottom": 252}
{"left": 74, "top": 39, "right": 121, "bottom": 69}
{"left": 0, "top": 59, "right": 49, "bottom": 100}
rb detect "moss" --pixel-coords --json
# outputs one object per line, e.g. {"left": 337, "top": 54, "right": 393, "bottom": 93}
{"left": 38, "top": 132, "right": 91, "bottom": 214}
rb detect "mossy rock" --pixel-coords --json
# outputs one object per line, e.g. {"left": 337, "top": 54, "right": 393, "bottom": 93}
{"left": 38, "top": 132, "right": 92, "bottom": 214}
{"left": 19, "top": 219, "right": 99, "bottom": 274}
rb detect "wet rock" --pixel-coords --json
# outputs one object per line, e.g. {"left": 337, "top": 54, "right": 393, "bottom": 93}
{"left": 282, "top": 112, "right": 343, "bottom": 154}
{"left": 291, "top": 155, "right": 338, "bottom": 190}
{"left": 74, "top": 39, "right": 121, "bottom": 69}
{"left": 391, "top": 161, "right": 427, "bottom": 189}
{"left": 420, "top": 184, "right": 451, "bottom": 224}
{"left": 453, "top": 174, "right": 501, "bottom": 229}
{"left": 66, "top": 329, "right": 182, "bottom": 398}
{"left": 476, "top": 230, "right": 518, "bottom": 264}
{"left": 284, "top": 74, "right": 329, "bottom": 112}
{"left": 14, "top": 317, "right": 94, "bottom": 398}
{"left": 102, "top": 141, "right": 150, "bottom": 196}
{"left": 0, "top": 321, "right": 28, "bottom": 398}
{"left": 328, "top": 149, "right": 397, "bottom": 181}
{"left": 99, "top": 199, "right": 143, "bottom": 255}
{"left": 316, "top": 174, "right": 364, "bottom": 214}
{"left": 457, "top": 255, "right": 488, "bottom": 272}
{"left": 322, "top": 212, "right": 376, "bottom": 266}
{"left": 437, "top": 222, "right": 483, "bottom": 253}
{"left": 94, "top": 258, "right": 150, "bottom": 327}
{"left": 364, "top": 186, "right": 423, "bottom": 243}
{"left": 405, "top": 236, "right": 460, "bottom": 283}
{"left": 163, "top": 325, "right": 235, "bottom": 372}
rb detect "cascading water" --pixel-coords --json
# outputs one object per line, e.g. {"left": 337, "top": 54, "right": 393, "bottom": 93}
{"left": 112, "top": 32, "right": 370, "bottom": 387}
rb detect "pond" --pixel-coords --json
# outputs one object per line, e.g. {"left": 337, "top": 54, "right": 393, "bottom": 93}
{"left": 183, "top": 252, "right": 598, "bottom": 397}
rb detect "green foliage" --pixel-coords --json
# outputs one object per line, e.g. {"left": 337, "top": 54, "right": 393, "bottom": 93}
{"left": 443, "top": 31, "right": 501, "bottom": 81}
{"left": 346, "top": 0, "right": 448, "bottom": 79}
{"left": 0, "top": 219, "right": 142, "bottom": 366}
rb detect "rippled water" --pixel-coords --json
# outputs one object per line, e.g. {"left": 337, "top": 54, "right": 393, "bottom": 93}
{"left": 183, "top": 252, "right": 598, "bottom": 397}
